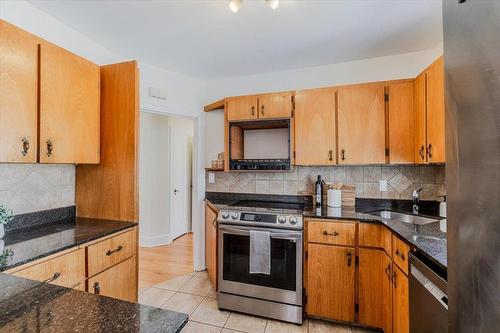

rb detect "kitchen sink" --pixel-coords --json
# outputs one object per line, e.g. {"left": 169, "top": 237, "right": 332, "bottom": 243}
{"left": 368, "top": 210, "right": 439, "bottom": 225}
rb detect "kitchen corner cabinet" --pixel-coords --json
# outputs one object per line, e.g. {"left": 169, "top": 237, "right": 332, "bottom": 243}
{"left": 414, "top": 56, "right": 445, "bottom": 164}
{"left": 39, "top": 41, "right": 100, "bottom": 163}
{"left": 0, "top": 20, "right": 39, "bottom": 162}
{"left": 205, "top": 202, "right": 218, "bottom": 289}
{"left": 337, "top": 84, "right": 386, "bottom": 164}
{"left": 294, "top": 88, "right": 336, "bottom": 165}
{"left": 226, "top": 92, "right": 292, "bottom": 121}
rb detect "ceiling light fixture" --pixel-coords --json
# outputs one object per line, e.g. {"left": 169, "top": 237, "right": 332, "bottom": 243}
{"left": 228, "top": 0, "right": 279, "bottom": 13}
{"left": 229, "top": 0, "right": 242, "bottom": 13}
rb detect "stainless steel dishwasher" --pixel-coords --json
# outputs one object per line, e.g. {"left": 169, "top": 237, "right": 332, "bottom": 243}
{"left": 409, "top": 253, "right": 448, "bottom": 333}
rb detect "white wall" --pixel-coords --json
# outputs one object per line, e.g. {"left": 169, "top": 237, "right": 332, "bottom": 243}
{"left": 203, "top": 45, "right": 443, "bottom": 165}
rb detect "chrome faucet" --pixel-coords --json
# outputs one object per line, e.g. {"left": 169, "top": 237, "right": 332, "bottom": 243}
{"left": 412, "top": 188, "right": 423, "bottom": 214}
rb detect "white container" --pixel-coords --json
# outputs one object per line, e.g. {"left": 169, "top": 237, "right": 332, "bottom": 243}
{"left": 327, "top": 189, "right": 342, "bottom": 208}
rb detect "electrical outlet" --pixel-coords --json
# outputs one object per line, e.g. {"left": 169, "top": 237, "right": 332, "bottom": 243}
{"left": 379, "top": 180, "right": 388, "bottom": 192}
{"left": 208, "top": 172, "right": 215, "bottom": 184}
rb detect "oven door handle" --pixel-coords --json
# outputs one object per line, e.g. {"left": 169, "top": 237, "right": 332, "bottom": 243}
{"left": 219, "top": 225, "right": 301, "bottom": 240}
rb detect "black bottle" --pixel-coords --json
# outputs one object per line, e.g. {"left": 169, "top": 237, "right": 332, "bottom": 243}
{"left": 315, "top": 175, "right": 323, "bottom": 207}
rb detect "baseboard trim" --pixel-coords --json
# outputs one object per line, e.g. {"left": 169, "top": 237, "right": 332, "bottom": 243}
{"left": 139, "top": 233, "right": 172, "bottom": 247}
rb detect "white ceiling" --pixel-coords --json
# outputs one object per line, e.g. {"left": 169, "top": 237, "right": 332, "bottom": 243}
{"left": 28, "top": 0, "right": 443, "bottom": 79}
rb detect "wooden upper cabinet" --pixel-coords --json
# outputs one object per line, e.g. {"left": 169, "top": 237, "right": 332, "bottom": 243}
{"left": 358, "top": 248, "right": 384, "bottom": 329}
{"left": 294, "top": 89, "right": 336, "bottom": 165}
{"left": 226, "top": 96, "right": 258, "bottom": 121}
{"left": 387, "top": 82, "right": 414, "bottom": 164}
{"left": 337, "top": 84, "right": 386, "bottom": 164}
{"left": 426, "top": 57, "right": 445, "bottom": 163}
{"left": 39, "top": 41, "right": 100, "bottom": 164}
{"left": 0, "top": 20, "right": 39, "bottom": 162}
{"left": 258, "top": 92, "right": 292, "bottom": 119}
{"left": 414, "top": 73, "right": 427, "bottom": 164}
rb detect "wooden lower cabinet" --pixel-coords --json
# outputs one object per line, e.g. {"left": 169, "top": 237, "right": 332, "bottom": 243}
{"left": 307, "top": 243, "right": 355, "bottom": 322}
{"left": 88, "top": 256, "right": 137, "bottom": 302}
{"left": 358, "top": 248, "right": 384, "bottom": 328}
{"left": 392, "top": 265, "right": 409, "bottom": 333}
{"left": 205, "top": 202, "right": 218, "bottom": 289}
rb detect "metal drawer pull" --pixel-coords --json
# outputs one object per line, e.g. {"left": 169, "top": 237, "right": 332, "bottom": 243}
{"left": 106, "top": 245, "right": 123, "bottom": 256}
{"left": 395, "top": 249, "right": 405, "bottom": 260}
{"left": 340, "top": 149, "right": 346, "bottom": 161}
{"left": 261, "top": 104, "right": 265, "bottom": 115}
{"left": 392, "top": 270, "right": 397, "bottom": 288}
{"left": 426, "top": 144, "right": 433, "bottom": 158}
{"left": 251, "top": 106, "right": 255, "bottom": 116}
{"left": 328, "top": 149, "right": 333, "bottom": 161}
{"left": 418, "top": 145, "right": 425, "bottom": 160}
{"left": 21, "top": 137, "right": 30, "bottom": 156}
{"left": 93, "top": 282, "right": 101, "bottom": 295}
{"left": 385, "top": 264, "right": 391, "bottom": 279}
{"left": 323, "top": 230, "right": 339, "bottom": 236}
{"left": 46, "top": 140, "right": 53, "bottom": 157}
{"left": 346, "top": 252, "right": 352, "bottom": 266}
{"left": 44, "top": 272, "right": 61, "bottom": 283}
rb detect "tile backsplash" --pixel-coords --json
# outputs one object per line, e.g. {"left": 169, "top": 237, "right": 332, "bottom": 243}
{"left": 206, "top": 165, "right": 445, "bottom": 201}
{"left": 0, "top": 164, "right": 75, "bottom": 215}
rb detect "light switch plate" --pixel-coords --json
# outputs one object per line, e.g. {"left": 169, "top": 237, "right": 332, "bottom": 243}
{"left": 208, "top": 172, "right": 215, "bottom": 184}
{"left": 379, "top": 180, "right": 388, "bottom": 192}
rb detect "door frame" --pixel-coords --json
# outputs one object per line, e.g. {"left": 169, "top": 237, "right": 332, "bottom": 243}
{"left": 141, "top": 107, "right": 201, "bottom": 271}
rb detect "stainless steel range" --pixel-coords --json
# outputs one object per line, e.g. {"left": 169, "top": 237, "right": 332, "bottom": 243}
{"left": 217, "top": 200, "right": 304, "bottom": 324}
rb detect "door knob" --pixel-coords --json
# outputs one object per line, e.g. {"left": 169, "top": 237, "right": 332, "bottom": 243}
{"left": 174, "top": 189, "right": 179, "bottom": 194}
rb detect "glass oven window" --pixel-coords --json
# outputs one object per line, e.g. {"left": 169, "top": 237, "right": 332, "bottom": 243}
{"left": 222, "top": 234, "right": 296, "bottom": 291}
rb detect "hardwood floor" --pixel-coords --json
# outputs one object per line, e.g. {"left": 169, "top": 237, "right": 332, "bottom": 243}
{"left": 139, "top": 233, "right": 194, "bottom": 290}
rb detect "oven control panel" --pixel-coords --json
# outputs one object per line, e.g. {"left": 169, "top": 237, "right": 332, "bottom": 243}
{"left": 218, "top": 210, "right": 303, "bottom": 229}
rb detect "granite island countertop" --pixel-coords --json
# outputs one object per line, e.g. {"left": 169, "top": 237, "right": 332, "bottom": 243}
{"left": 0, "top": 216, "right": 137, "bottom": 272}
{"left": 0, "top": 273, "right": 188, "bottom": 333}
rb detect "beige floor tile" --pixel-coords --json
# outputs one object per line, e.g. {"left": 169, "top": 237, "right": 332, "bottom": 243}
{"left": 207, "top": 287, "right": 217, "bottom": 298}
{"left": 265, "top": 319, "right": 308, "bottom": 333}
{"left": 195, "top": 270, "right": 209, "bottom": 279}
{"left": 224, "top": 313, "right": 268, "bottom": 333}
{"left": 179, "top": 273, "right": 213, "bottom": 296}
{"left": 221, "top": 329, "right": 243, "bottom": 333}
{"left": 155, "top": 274, "right": 194, "bottom": 291}
{"left": 161, "top": 292, "right": 204, "bottom": 315}
{"left": 309, "top": 319, "right": 352, "bottom": 333}
{"left": 138, "top": 287, "right": 175, "bottom": 307}
{"left": 190, "top": 297, "right": 231, "bottom": 327}
{"left": 181, "top": 321, "right": 222, "bottom": 333}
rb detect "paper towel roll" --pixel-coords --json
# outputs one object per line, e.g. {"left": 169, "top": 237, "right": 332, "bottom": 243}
{"left": 327, "top": 189, "right": 342, "bottom": 208}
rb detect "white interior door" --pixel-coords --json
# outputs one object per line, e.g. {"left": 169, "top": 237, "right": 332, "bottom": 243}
{"left": 170, "top": 126, "right": 190, "bottom": 240}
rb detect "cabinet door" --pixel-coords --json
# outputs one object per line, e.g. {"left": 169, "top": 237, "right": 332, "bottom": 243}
{"left": 414, "top": 73, "right": 427, "bottom": 164}
{"left": 382, "top": 254, "right": 393, "bottom": 333}
{"left": 337, "top": 85, "right": 386, "bottom": 164}
{"left": 388, "top": 82, "right": 414, "bottom": 164}
{"left": 39, "top": 41, "right": 100, "bottom": 164}
{"left": 307, "top": 244, "right": 355, "bottom": 322}
{"left": 257, "top": 92, "right": 292, "bottom": 119}
{"left": 0, "top": 20, "right": 38, "bottom": 162}
{"left": 294, "top": 89, "right": 336, "bottom": 165}
{"left": 358, "top": 248, "right": 383, "bottom": 329}
{"left": 393, "top": 265, "right": 409, "bottom": 333}
{"left": 226, "top": 96, "right": 258, "bottom": 121}
{"left": 426, "top": 57, "right": 445, "bottom": 163}
{"left": 88, "top": 256, "right": 137, "bottom": 302}
{"left": 205, "top": 203, "right": 218, "bottom": 289}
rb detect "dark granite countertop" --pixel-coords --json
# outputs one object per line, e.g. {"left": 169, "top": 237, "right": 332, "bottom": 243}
{"left": 205, "top": 192, "right": 447, "bottom": 274}
{"left": 1, "top": 215, "right": 137, "bottom": 272}
{"left": 0, "top": 273, "right": 188, "bottom": 333}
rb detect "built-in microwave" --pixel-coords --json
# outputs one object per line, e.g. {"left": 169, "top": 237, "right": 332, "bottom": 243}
{"left": 228, "top": 119, "right": 291, "bottom": 171}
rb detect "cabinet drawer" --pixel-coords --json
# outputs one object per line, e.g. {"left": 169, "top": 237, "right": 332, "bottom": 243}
{"left": 308, "top": 220, "right": 356, "bottom": 246}
{"left": 88, "top": 256, "right": 137, "bottom": 302}
{"left": 12, "top": 248, "right": 85, "bottom": 288}
{"left": 87, "top": 229, "right": 136, "bottom": 277}
{"left": 392, "top": 235, "right": 410, "bottom": 275}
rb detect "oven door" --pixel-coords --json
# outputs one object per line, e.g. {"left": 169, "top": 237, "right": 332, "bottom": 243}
{"left": 218, "top": 224, "right": 302, "bottom": 306}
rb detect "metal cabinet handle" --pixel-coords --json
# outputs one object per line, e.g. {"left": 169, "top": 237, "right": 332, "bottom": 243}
{"left": 261, "top": 104, "right": 265, "bottom": 115}
{"left": 106, "top": 245, "right": 123, "bottom": 256}
{"left": 418, "top": 145, "right": 425, "bottom": 160}
{"left": 392, "top": 270, "right": 397, "bottom": 288}
{"left": 385, "top": 264, "right": 391, "bottom": 279}
{"left": 395, "top": 249, "right": 405, "bottom": 261}
{"left": 328, "top": 149, "right": 333, "bottom": 161}
{"left": 340, "top": 149, "right": 346, "bottom": 161}
{"left": 346, "top": 252, "right": 352, "bottom": 266}
{"left": 323, "top": 230, "right": 339, "bottom": 236}
{"left": 426, "top": 144, "right": 433, "bottom": 158}
{"left": 21, "top": 137, "right": 30, "bottom": 156}
{"left": 44, "top": 272, "right": 61, "bottom": 283}
{"left": 251, "top": 106, "right": 255, "bottom": 116}
{"left": 93, "top": 282, "right": 101, "bottom": 295}
{"left": 46, "top": 140, "right": 53, "bottom": 157}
